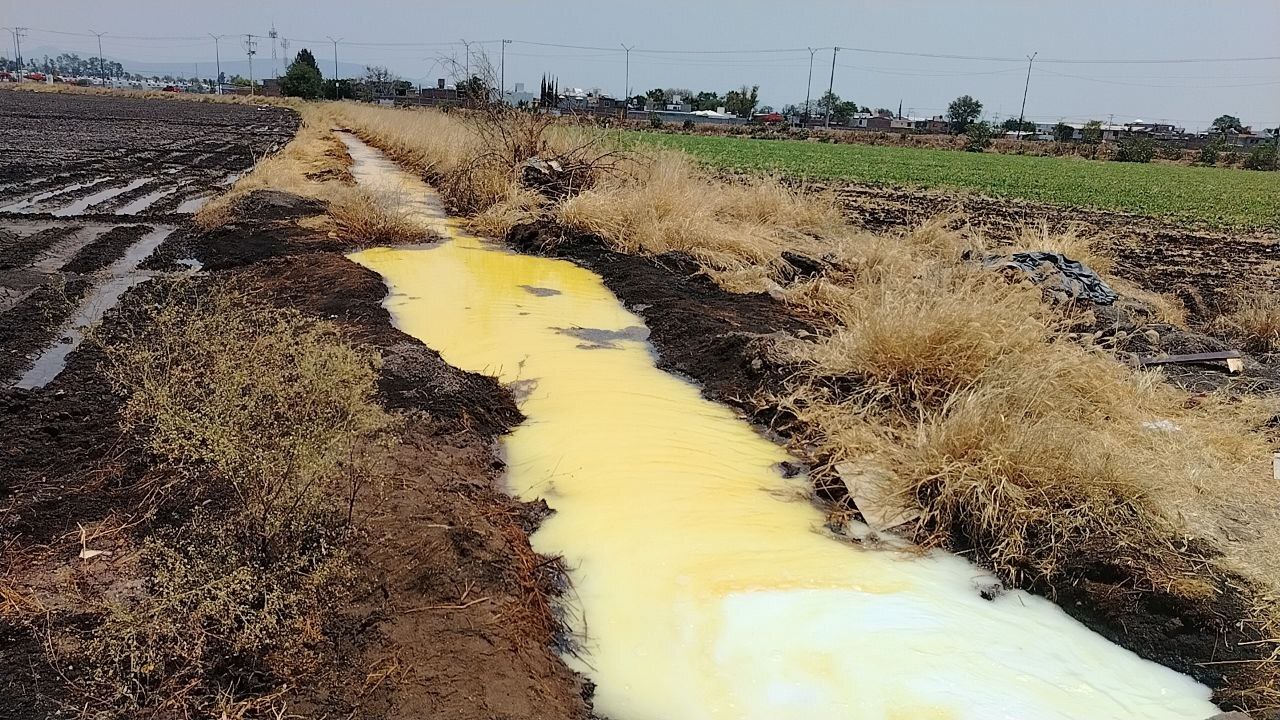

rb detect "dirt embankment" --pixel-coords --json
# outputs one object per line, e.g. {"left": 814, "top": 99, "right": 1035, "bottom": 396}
{"left": 1, "top": 192, "right": 592, "bottom": 719}
{"left": 506, "top": 220, "right": 1278, "bottom": 716}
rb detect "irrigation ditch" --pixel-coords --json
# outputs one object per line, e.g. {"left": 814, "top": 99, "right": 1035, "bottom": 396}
{"left": 2, "top": 89, "right": 1277, "bottom": 719}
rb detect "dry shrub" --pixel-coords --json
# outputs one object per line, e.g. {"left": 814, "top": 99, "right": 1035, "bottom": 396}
{"left": 103, "top": 281, "right": 393, "bottom": 545}
{"left": 327, "top": 184, "right": 429, "bottom": 246}
{"left": 1009, "top": 221, "right": 1117, "bottom": 276}
{"left": 79, "top": 519, "right": 352, "bottom": 717}
{"left": 73, "top": 280, "right": 395, "bottom": 717}
{"left": 1211, "top": 293, "right": 1280, "bottom": 353}
{"left": 774, "top": 223, "right": 1269, "bottom": 591}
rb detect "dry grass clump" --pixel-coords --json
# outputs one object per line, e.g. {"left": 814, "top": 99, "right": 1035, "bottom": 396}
{"left": 1211, "top": 293, "right": 1280, "bottom": 353}
{"left": 326, "top": 184, "right": 429, "bottom": 246}
{"left": 774, "top": 223, "right": 1271, "bottom": 592}
{"left": 561, "top": 151, "right": 841, "bottom": 275}
{"left": 67, "top": 280, "right": 395, "bottom": 717}
{"left": 467, "top": 183, "right": 548, "bottom": 237}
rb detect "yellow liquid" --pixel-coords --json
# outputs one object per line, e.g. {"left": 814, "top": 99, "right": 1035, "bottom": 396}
{"left": 343, "top": 134, "right": 1219, "bottom": 720}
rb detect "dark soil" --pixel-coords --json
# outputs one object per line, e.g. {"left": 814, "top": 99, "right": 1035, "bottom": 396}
{"left": 0, "top": 89, "right": 296, "bottom": 220}
{"left": 0, "top": 277, "right": 91, "bottom": 382}
{"left": 1, "top": 188, "right": 589, "bottom": 720}
{"left": 504, "top": 220, "right": 1277, "bottom": 717}
{"left": 61, "top": 224, "right": 152, "bottom": 274}
{"left": 0, "top": 226, "right": 79, "bottom": 269}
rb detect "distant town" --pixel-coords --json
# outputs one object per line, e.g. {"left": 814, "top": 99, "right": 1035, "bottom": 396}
{"left": 2, "top": 50, "right": 1276, "bottom": 151}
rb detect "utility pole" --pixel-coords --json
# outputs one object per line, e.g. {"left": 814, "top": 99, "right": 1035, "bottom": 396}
{"left": 804, "top": 47, "right": 816, "bottom": 125}
{"left": 1017, "top": 51, "right": 1037, "bottom": 140}
{"left": 824, "top": 46, "right": 840, "bottom": 128}
{"left": 14, "top": 27, "right": 26, "bottom": 79}
{"left": 209, "top": 34, "right": 224, "bottom": 95}
{"left": 327, "top": 36, "right": 342, "bottom": 99}
{"left": 500, "top": 38, "right": 511, "bottom": 101}
{"left": 621, "top": 44, "right": 634, "bottom": 105}
{"left": 460, "top": 39, "right": 471, "bottom": 80}
{"left": 244, "top": 34, "right": 257, "bottom": 96}
{"left": 89, "top": 30, "right": 106, "bottom": 87}
{"left": 280, "top": 36, "right": 290, "bottom": 67}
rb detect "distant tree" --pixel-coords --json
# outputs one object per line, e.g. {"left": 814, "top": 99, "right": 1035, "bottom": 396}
{"left": 1211, "top": 114, "right": 1244, "bottom": 135}
{"left": 816, "top": 90, "right": 841, "bottom": 117}
{"left": 361, "top": 65, "right": 401, "bottom": 99}
{"left": 833, "top": 101, "right": 860, "bottom": 123}
{"left": 294, "top": 48, "right": 321, "bottom": 75}
{"left": 456, "top": 75, "right": 490, "bottom": 104}
{"left": 1243, "top": 143, "right": 1278, "bottom": 171}
{"left": 691, "top": 90, "right": 723, "bottom": 111}
{"left": 964, "top": 121, "right": 996, "bottom": 152}
{"left": 1080, "top": 120, "right": 1103, "bottom": 145}
{"left": 757, "top": 105, "right": 775, "bottom": 114}
{"left": 817, "top": 90, "right": 859, "bottom": 123}
{"left": 629, "top": 94, "right": 646, "bottom": 108}
{"left": 280, "top": 48, "right": 324, "bottom": 99}
{"left": 1115, "top": 134, "right": 1156, "bottom": 163}
{"left": 646, "top": 88, "right": 666, "bottom": 104}
{"left": 1053, "top": 122, "right": 1075, "bottom": 143}
{"left": 779, "top": 103, "right": 800, "bottom": 117}
{"left": 946, "top": 95, "right": 983, "bottom": 133}
{"left": 218, "top": 71, "right": 226, "bottom": 85}
{"left": 724, "top": 84, "right": 759, "bottom": 118}
{"left": 1001, "top": 118, "right": 1035, "bottom": 133}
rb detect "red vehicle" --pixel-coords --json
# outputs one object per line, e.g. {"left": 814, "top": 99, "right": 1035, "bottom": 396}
{"left": 162, "top": 85, "right": 182, "bottom": 93}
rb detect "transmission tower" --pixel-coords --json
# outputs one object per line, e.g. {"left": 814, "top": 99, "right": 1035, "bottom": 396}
{"left": 269, "top": 23, "right": 278, "bottom": 78}
{"left": 280, "top": 36, "right": 290, "bottom": 68}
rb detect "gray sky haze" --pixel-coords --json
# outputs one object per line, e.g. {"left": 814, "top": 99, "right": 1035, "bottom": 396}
{"left": 3, "top": 0, "right": 1278, "bottom": 130}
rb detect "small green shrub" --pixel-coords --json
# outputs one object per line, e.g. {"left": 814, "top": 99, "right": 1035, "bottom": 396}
{"left": 1198, "top": 138, "right": 1222, "bottom": 166}
{"left": 963, "top": 121, "right": 995, "bottom": 153}
{"left": 1115, "top": 135, "right": 1156, "bottom": 163}
{"left": 1244, "top": 143, "right": 1278, "bottom": 171}
{"left": 648, "top": 112, "right": 663, "bottom": 129}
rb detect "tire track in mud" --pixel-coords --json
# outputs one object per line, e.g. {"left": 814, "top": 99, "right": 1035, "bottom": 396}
{"left": 0, "top": 90, "right": 300, "bottom": 386}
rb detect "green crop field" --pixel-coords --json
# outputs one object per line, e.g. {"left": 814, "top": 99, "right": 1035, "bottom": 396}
{"left": 627, "top": 132, "right": 1280, "bottom": 231}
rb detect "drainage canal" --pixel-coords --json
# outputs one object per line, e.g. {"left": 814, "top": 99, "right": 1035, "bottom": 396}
{"left": 341, "top": 134, "right": 1219, "bottom": 720}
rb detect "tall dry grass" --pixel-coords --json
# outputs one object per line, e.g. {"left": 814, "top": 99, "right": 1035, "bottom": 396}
{"left": 773, "top": 227, "right": 1272, "bottom": 591}
{"left": 1211, "top": 293, "right": 1280, "bottom": 354}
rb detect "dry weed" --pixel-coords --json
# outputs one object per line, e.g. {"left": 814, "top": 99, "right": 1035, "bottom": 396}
{"left": 1211, "top": 293, "right": 1280, "bottom": 353}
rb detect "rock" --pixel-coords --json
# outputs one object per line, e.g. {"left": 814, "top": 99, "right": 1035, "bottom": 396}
{"left": 1143, "top": 329, "right": 1161, "bottom": 344}
{"left": 1204, "top": 713, "right": 1252, "bottom": 720}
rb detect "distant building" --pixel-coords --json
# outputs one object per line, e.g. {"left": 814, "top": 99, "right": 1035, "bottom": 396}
{"left": 504, "top": 82, "right": 536, "bottom": 107}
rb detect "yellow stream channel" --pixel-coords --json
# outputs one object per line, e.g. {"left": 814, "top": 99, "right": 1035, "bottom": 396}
{"left": 340, "top": 134, "right": 1219, "bottom": 720}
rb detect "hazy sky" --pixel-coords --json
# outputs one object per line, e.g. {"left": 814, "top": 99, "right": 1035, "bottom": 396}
{"left": 3, "top": 0, "right": 1278, "bottom": 130}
